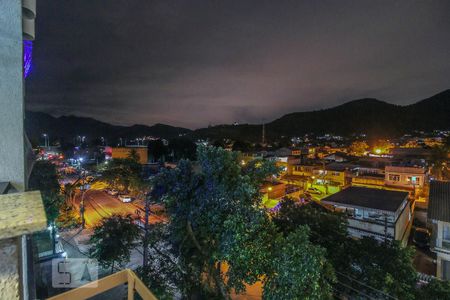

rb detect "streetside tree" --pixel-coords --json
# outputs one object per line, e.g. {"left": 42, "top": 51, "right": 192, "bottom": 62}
{"left": 101, "top": 155, "right": 142, "bottom": 193}
{"left": 55, "top": 202, "right": 81, "bottom": 229}
{"left": 89, "top": 214, "right": 140, "bottom": 273}
{"left": 28, "top": 160, "right": 65, "bottom": 255}
{"left": 28, "top": 160, "right": 64, "bottom": 223}
{"left": 148, "top": 139, "right": 168, "bottom": 162}
{"left": 148, "top": 146, "right": 334, "bottom": 299}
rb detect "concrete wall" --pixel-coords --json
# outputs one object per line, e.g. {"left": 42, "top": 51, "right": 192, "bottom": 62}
{"left": 0, "top": 1, "right": 25, "bottom": 191}
{"left": 394, "top": 202, "right": 412, "bottom": 244}
{"left": 0, "top": 238, "right": 20, "bottom": 300}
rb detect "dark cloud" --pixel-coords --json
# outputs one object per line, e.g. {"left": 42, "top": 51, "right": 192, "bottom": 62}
{"left": 26, "top": 0, "right": 450, "bottom": 129}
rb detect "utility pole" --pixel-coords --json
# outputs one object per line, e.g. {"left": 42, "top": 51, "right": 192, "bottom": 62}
{"left": 142, "top": 191, "right": 151, "bottom": 268}
{"left": 78, "top": 158, "right": 86, "bottom": 229}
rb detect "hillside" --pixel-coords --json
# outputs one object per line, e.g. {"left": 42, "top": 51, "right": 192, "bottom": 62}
{"left": 194, "top": 89, "right": 450, "bottom": 141}
{"left": 25, "top": 111, "right": 192, "bottom": 145}
{"left": 26, "top": 90, "right": 450, "bottom": 144}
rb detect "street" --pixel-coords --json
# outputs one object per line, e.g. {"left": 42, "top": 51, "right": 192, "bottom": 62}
{"left": 73, "top": 190, "right": 166, "bottom": 228}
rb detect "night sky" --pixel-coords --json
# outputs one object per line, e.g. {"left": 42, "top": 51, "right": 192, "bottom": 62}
{"left": 26, "top": 0, "right": 450, "bottom": 129}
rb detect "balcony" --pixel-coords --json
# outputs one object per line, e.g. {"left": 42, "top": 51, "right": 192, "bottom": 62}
{"left": 47, "top": 268, "right": 158, "bottom": 300}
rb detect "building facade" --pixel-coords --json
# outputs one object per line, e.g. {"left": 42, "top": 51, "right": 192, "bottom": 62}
{"left": 385, "top": 165, "right": 426, "bottom": 190}
{"left": 428, "top": 181, "right": 450, "bottom": 280}
{"left": 323, "top": 187, "right": 412, "bottom": 244}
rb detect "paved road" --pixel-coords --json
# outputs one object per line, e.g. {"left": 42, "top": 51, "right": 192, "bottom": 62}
{"left": 74, "top": 190, "right": 166, "bottom": 228}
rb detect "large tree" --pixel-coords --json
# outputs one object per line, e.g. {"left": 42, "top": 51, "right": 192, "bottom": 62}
{"left": 148, "top": 139, "right": 169, "bottom": 162}
{"left": 272, "top": 198, "right": 349, "bottom": 271}
{"left": 149, "top": 146, "right": 334, "bottom": 299}
{"left": 101, "top": 156, "right": 142, "bottom": 193}
{"left": 272, "top": 199, "right": 418, "bottom": 300}
{"left": 28, "top": 161, "right": 63, "bottom": 223}
{"left": 89, "top": 214, "right": 140, "bottom": 273}
{"left": 168, "top": 137, "right": 197, "bottom": 161}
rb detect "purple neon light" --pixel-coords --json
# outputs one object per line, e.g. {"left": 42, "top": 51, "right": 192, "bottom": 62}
{"left": 23, "top": 40, "right": 33, "bottom": 78}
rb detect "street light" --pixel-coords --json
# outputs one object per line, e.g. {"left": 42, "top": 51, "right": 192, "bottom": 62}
{"left": 77, "top": 158, "right": 86, "bottom": 229}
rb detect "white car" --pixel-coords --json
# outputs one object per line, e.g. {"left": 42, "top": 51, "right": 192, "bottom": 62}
{"left": 118, "top": 194, "right": 132, "bottom": 203}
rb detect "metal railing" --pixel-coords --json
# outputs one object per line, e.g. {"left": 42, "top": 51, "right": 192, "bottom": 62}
{"left": 47, "top": 269, "right": 158, "bottom": 300}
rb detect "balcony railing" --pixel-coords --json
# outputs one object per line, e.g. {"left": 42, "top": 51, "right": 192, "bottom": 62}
{"left": 47, "top": 269, "right": 158, "bottom": 300}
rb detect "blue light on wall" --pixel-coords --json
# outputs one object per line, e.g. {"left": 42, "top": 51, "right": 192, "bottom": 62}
{"left": 23, "top": 40, "right": 33, "bottom": 78}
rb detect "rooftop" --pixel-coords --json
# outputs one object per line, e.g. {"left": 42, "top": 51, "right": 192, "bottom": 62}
{"left": 428, "top": 180, "right": 450, "bottom": 222}
{"left": 385, "top": 165, "right": 426, "bottom": 174}
{"left": 322, "top": 187, "right": 408, "bottom": 212}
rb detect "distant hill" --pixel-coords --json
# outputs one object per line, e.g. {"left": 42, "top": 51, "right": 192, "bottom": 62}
{"left": 25, "top": 111, "right": 192, "bottom": 145}
{"left": 26, "top": 90, "right": 450, "bottom": 144}
{"left": 193, "top": 89, "right": 450, "bottom": 141}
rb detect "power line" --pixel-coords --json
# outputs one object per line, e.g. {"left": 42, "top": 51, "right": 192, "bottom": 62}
{"left": 334, "top": 271, "right": 397, "bottom": 300}
{"left": 334, "top": 280, "right": 378, "bottom": 300}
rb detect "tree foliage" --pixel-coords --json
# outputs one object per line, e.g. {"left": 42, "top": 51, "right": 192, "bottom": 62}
{"left": 148, "top": 139, "right": 169, "bottom": 162}
{"left": 101, "top": 157, "right": 141, "bottom": 193}
{"left": 415, "top": 279, "right": 450, "bottom": 300}
{"left": 272, "top": 198, "right": 348, "bottom": 268}
{"left": 348, "top": 141, "right": 369, "bottom": 156}
{"left": 272, "top": 199, "right": 418, "bottom": 300}
{"left": 28, "top": 161, "right": 64, "bottom": 223}
{"left": 89, "top": 214, "right": 140, "bottom": 273}
{"left": 149, "top": 146, "right": 333, "bottom": 299}
{"left": 263, "top": 228, "right": 334, "bottom": 300}
{"left": 55, "top": 202, "right": 81, "bottom": 229}
{"left": 168, "top": 138, "right": 197, "bottom": 161}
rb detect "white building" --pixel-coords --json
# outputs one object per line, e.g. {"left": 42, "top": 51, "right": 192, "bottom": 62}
{"left": 384, "top": 165, "right": 426, "bottom": 190}
{"left": 323, "top": 187, "right": 412, "bottom": 244}
{"left": 428, "top": 181, "right": 450, "bottom": 280}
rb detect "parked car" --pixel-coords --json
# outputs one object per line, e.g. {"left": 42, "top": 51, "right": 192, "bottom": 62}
{"left": 413, "top": 227, "right": 430, "bottom": 248}
{"left": 107, "top": 189, "right": 119, "bottom": 196}
{"left": 118, "top": 194, "right": 132, "bottom": 203}
{"left": 306, "top": 187, "right": 322, "bottom": 195}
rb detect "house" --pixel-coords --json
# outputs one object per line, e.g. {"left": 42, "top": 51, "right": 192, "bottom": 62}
{"left": 428, "top": 181, "right": 450, "bottom": 280}
{"left": 312, "top": 163, "right": 354, "bottom": 188}
{"left": 323, "top": 152, "right": 349, "bottom": 162}
{"left": 385, "top": 165, "right": 426, "bottom": 190}
{"left": 322, "top": 187, "right": 412, "bottom": 244}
